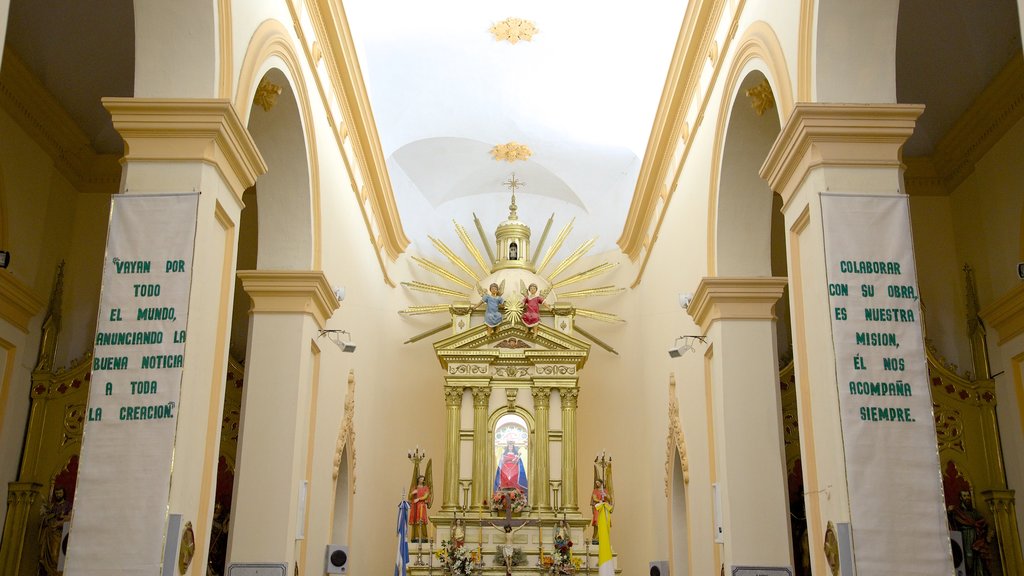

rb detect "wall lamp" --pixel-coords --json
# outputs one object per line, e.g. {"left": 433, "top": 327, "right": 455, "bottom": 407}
{"left": 668, "top": 335, "right": 707, "bottom": 358}
{"left": 319, "top": 329, "right": 357, "bottom": 353}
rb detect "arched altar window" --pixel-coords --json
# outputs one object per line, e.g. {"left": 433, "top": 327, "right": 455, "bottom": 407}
{"left": 493, "top": 414, "right": 529, "bottom": 496}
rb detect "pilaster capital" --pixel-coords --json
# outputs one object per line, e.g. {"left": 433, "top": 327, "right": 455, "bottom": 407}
{"left": 5, "top": 482, "right": 42, "bottom": 505}
{"left": 0, "top": 273, "right": 45, "bottom": 333}
{"left": 687, "top": 277, "right": 788, "bottom": 333}
{"left": 982, "top": 489, "right": 1017, "bottom": 510}
{"left": 760, "top": 103, "right": 924, "bottom": 206}
{"left": 979, "top": 284, "right": 1024, "bottom": 345}
{"left": 237, "top": 270, "right": 340, "bottom": 329}
{"left": 102, "top": 98, "right": 268, "bottom": 204}
{"left": 531, "top": 387, "right": 552, "bottom": 405}
{"left": 560, "top": 388, "right": 578, "bottom": 409}
{"left": 444, "top": 387, "right": 465, "bottom": 407}
{"left": 470, "top": 387, "right": 491, "bottom": 407}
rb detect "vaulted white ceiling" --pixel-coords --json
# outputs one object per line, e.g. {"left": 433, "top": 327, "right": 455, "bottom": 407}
{"left": 344, "top": 1, "right": 687, "bottom": 253}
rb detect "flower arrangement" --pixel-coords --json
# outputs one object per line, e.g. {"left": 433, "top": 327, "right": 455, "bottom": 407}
{"left": 490, "top": 487, "right": 527, "bottom": 513}
{"left": 549, "top": 527, "right": 576, "bottom": 574}
{"left": 436, "top": 539, "right": 477, "bottom": 576}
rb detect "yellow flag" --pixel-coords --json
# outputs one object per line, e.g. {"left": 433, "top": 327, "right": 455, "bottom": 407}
{"left": 596, "top": 501, "right": 614, "bottom": 575}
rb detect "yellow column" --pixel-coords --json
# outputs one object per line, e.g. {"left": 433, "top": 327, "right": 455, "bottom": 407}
{"left": 983, "top": 489, "right": 1024, "bottom": 574}
{"left": 228, "top": 271, "right": 339, "bottom": 569}
{"left": 688, "top": 276, "right": 791, "bottom": 569}
{"left": 442, "top": 386, "right": 464, "bottom": 510}
{"left": 471, "top": 387, "right": 491, "bottom": 509}
{"left": 560, "top": 388, "right": 579, "bottom": 511}
{"left": 532, "top": 387, "right": 551, "bottom": 511}
{"left": 0, "top": 482, "right": 41, "bottom": 574}
{"left": 70, "top": 99, "right": 265, "bottom": 574}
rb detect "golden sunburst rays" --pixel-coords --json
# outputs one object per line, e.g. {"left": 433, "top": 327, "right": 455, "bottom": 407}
{"left": 429, "top": 236, "right": 481, "bottom": 282}
{"left": 546, "top": 237, "right": 596, "bottom": 280}
{"left": 556, "top": 286, "right": 625, "bottom": 299}
{"left": 473, "top": 213, "right": 497, "bottom": 263}
{"left": 401, "top": 281, "right": 469, "bottom": 299}
{"left": 399, "top": 304, "right": 454, "bottom": 316}
{"left": 534, "top": 218, "right": 574, "bottom": 275}
{"left": 574, "top": 308, "right": 624, "bottom": 323}
{"left": 503, "top": 295, "right": 524, "bottom": 325}
{"left": 550, "top": 262, "right": 618, "bottom": 290}
{"left": 411, "top": 257, "right": 473, "bottom": 290}
{"left": 454, "top": 221, "right": 491, "bottom": 276}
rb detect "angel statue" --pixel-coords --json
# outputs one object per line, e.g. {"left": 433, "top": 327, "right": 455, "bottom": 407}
{"left": 478, "top": 281, "right": 505, "bottom": 335}
{"left": 408, "top": 458, "right": 434, "bottom": 543}
{"left": 590, "top": 456, "right": 614, "bottom": 544}
{"left": 521, "top": 282, "right": 550, "bottom": 335}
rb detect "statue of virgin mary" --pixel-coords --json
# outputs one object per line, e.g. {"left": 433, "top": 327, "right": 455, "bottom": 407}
{"left": 493, "top": 440, "right": 528, "bottom": 497}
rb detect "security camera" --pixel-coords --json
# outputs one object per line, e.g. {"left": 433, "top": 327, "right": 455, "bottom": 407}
{"left": 679, "top": 293, "right": 693, "bottom": 309}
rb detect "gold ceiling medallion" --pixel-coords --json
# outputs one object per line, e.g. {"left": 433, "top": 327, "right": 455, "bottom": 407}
{"left": 489, "top": 18, "right": 538, "bottom": 44}
{"left": 490, "top": 142, "right": 533, "bottom": 162}
{"left": 745, "top": 79, "right": 775, "bottom": 116}
{"left": 253, "top": 78, "right": 283, "bottom": 112}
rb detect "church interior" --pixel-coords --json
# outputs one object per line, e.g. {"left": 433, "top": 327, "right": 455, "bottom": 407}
{"left": 0, "top": 1, "right": 1023, "bottom": 575}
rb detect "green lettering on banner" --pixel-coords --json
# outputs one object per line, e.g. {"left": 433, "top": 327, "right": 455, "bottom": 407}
{"left": 114, "top": 259, "right": 151, "bottom": 274}
{"left": 140, "top": 355, "right": 184, "bottom": 369}
{"left": 93, "top": 356, "right": 129, "bottom": 371}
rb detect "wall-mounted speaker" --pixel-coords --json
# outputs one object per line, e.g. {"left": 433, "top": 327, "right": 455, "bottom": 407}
{"left": 326, "top": 544, "right": 349, "bottom": 574}
{"left": 56, "top": 521, "right": 71, "bottom": 571}
{"left": 649, "top": 560, "right": 669, "bottom": 576}
{"left": 949, "top": 531, "right": 966, "bottom": 576}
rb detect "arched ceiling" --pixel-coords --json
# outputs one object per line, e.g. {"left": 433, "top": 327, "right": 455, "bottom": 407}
{"left": 344, "top": 1, "right": 687, "bottom": 253}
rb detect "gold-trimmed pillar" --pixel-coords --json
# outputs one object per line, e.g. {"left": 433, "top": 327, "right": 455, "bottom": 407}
{"left": 688, "top": 276, "right": 792, "bottom": 569}
{"left": 983, "top": 489, "right": 1024, "bottom": 574}
{"left": 442, "top": 386, "right": 464, "bottom": 511}
{"left": 470, "top": 387, "right": 491, "bottom": 509}
{"left": 532, "top": 387, "right": 552, "bottom": 511}
{"left": 560, "top": 388, "right": 579, "bottom": 511}
{"left": 227, "top": 271, "right": 339, "bottom": 569}
{"left": 0, "top": 482, "right": 41, "bottom": 574}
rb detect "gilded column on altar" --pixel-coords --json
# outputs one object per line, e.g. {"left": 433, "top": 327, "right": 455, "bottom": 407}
{"left": 533, "top": 387, "right": 552, "bottom": 511}
{"left": 983, "top": 489, "right": 1024, "bottom": 574}
{"left": 443, "top": 386, "right": 464, "bottom": 510}
{"left": 471, "top": 387, "right": 491, "bottom": 508}
{"left": 560, "top": 388, "right": 579, "bottom": 510}
{"left": 0, "top": 482, "right": 41, "bottom": 574}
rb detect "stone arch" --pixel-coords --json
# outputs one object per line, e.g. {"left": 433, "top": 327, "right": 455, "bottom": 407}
{"left": 132, "top": 0, "right": 218, "bottom": 96}
{"left": 814, "top": 0, "right": 900, "bottom": 103}
{"left": 707, "top": 21, "right": 792, "bottom": 276}
{"left": 235, "top": 19, "right": 322, "bottom": 269}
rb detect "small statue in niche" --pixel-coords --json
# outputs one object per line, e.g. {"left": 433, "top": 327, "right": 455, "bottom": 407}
{"left": 38, "top": 486, "right": 72, "bottom": 576}
{"left": 509, "top": 242, "right": 519, "bottom": 260}
{"left": 948, "top": 490, "right": 994, "bottom": 576}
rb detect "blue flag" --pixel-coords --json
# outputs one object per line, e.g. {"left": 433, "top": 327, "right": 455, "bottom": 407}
{"left": 395, "top": 499, "right": 410, "bottom": 576}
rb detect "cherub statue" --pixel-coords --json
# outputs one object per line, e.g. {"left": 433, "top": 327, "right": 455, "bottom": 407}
{"left": 478, "top": 281, "right": 505, "bottom": 335}
{"left": 408, "top": 458, "right": 433, "bottom": 543}
{"left": 520, "top": 282, "right": 551, "bottom": 335}
{"left": 590, "top": 457, "right": 614, "bottom": 544}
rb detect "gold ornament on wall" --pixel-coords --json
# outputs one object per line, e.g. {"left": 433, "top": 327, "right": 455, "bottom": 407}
{"left": 491, "top": 142, "right": 533, "bottom": 162}
{"left": 823, "top": 522, "right": 840, "bottom": 576}
{"left": 745, "top": 79, "right": 775, "bottom": 117}
{"left": 254, "top": 78, "right": 283, "bottom": 112}
{"left": 179, "top": 521, "right": 195, "bottom": 574}
{"left": 490, "top": 18, "right": 538, "bottom": 44}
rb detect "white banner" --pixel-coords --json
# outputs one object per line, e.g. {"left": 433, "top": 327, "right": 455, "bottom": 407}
{"left": 67, "top": 193, "right": 199, "bottom": 575}
{"left": 821, "top": 193, "right": 952, "bottom": 575}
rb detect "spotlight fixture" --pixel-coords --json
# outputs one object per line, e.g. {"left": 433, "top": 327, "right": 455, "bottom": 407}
{"left": 668, "top": 335, "right": 707, "bottom": 358}
{"left": 678, "top": 292, "right": 693, "bottom": 310}
{"left": 319, "top": 329, "right": 357, "bottom": 353}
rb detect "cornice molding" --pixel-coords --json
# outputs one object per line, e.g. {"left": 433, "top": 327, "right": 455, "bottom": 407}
{"left": 102, "top": 98, "right": 268, "bottom": 205}
{"left": 237, "top": 270, "right": 340, "bottom": 329}
{"left": 687, "top": 276, "right": 787, "bottom": 333}
{"left": 307, "top": 0, "right": 410, "bottom": 261}
{"left": 759, "top": 103, "right": 924, "bottom": 206}
{"left": 905, "top": 53, "right": 1024, "bottom": 196}
{"left": 0, "top": 48, "right": 121, "bottom": 195}
{"left": 0, "top": 272, "right": 46, "bottom": 333}
{"left": 618, "top": 0, "right": 726, "bottom": 261}
{"left": 979, "top": 283, "right": 1024, "bottom": 345}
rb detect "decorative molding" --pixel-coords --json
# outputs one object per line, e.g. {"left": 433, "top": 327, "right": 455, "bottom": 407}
{"left": 0, "top": 272, "right": 45, "bottom": 334}
{"left": 905, "top": 53, "right": 1024, "bottom": 196}
{"left": 0, "top": 48, "right": 121, "bottom": 195}
{"left": 236, "top": 270, "right": 340, "bottom": 329}
{"left": 495, "top": 337, "right": 531, "bottom": 349}
{"left": 745, "top": 78, "right": 775, "bottom": 116}
{"left": 687, "top": 276, "right": 788, "bottom": 333}
{"left": 333, "top": 369, "right": 357, "bottom": 492}
{"left": 253, "top": 78, "right": 283, "bottom": 112}
{"left": 979, "top": 282, "right": 1024, "bottom": 345}
{"left": 759, "top": 103, "right": 924, "bottom": 207}
{"left": 665, "top": 373, "right": 689, "bottom": 498}
{"left": 102, "top": 98, "right": 268, "bottom": 206}
{"left": 489, "top": 18, "right": 538, "bottom": 44}
{"left": 490, "top": 142, "right": 533, "bottom": 162}
{"left": 304, "top": 0, "right": 410, "bottom": 260}
{"left": 444, "top": 386, "right": 465, "bottom": 406}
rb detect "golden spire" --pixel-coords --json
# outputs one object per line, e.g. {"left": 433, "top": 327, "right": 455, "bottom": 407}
{"left": 502, "top": 173, "right": 525, "bottom": 220}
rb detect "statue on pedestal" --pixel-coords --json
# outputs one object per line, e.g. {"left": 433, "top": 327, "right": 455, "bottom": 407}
{"left": 38, "top": 487, "right": 71, "bottom": 576}
{"left": 949, "top": 490, "right": 993, "bottom": 576}
{"left": 590, "top": 454, "right": 614, "bottom": 545}
{"left": 408, "top": 456, "right": 433, "bottom": 543}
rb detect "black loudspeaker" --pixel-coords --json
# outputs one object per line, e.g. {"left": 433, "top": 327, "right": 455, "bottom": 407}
{"left": 950, "top": 531, "right": 966, "bottom": 576}
{"left": 325, "top": 544, "right": 349, "bottom": 574}
{"left": 650, "top": 560, "right": 669, "bottom": 576}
